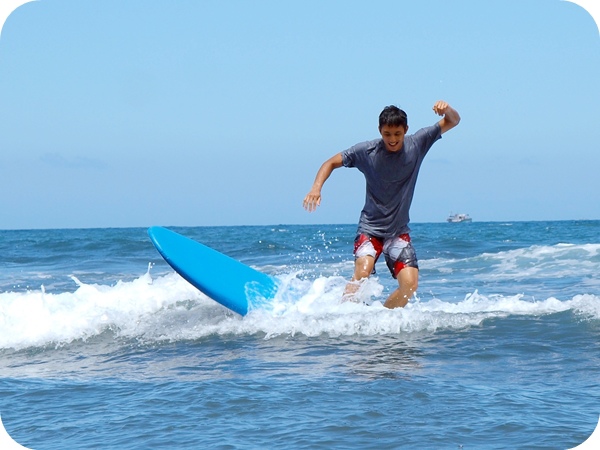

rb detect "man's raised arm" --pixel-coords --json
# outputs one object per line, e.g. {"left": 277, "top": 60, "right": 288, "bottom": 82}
{"left": 433, "top": 100, "right": 461, "bottom": 134}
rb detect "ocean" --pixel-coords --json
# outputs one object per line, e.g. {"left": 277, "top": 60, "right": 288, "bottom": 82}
{"left": 0, "top": 221, "right": 599, "bottom": 449}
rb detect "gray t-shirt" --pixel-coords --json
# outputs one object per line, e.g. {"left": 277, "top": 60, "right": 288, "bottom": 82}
{"left": 341, "top": 123, "right": 442, "bottom": 238}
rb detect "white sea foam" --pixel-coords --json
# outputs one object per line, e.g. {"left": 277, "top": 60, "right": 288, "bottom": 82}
{"left": 0, "top": 268, "right": 202, "bottom": 349}
{"left": 422, "top": 243, "right": 600, "bottom": 284}
{"left": 0, "top": 268, "right": 598, "bottom": 350}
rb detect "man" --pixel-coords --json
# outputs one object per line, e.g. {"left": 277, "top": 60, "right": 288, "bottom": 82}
{"left": 303, "top": 100, "right": 460, "bottom": 308}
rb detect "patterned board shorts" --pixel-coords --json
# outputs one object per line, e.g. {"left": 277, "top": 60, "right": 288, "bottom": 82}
{"left": 353, "top": 233, "right": 419, "bottom": 278}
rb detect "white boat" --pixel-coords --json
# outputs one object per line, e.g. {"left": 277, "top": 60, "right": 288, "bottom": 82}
{"left": 447, "top": 213, "right": 472, "bottom": 223}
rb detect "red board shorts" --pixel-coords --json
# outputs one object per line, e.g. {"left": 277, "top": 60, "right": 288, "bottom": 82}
{"left": 353, "top": 233, "right": 418, "bottom": 279}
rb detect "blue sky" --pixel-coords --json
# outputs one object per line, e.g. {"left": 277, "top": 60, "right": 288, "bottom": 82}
{"left": 0, "top": 0, "right": 598, "bottom": 229}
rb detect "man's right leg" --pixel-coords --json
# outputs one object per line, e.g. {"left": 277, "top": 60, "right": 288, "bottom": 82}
{"left": 342, "top": 255, "right": 376, "bottom": 301}
{"left": 342, "top": 234, "right": 383, "bottom": 303}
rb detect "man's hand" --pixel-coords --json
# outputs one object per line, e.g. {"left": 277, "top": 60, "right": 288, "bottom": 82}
{"left": 433, "top": 100, "right": 460, "bottom": 134}
{"left": 302, "top": 153, "right": 343, "bottom": 213}
{"left": 432, "top": 100, "right": 450, "bottom": 116}
{"left": 303, "top": 189, "right": 322, "bottom": 212}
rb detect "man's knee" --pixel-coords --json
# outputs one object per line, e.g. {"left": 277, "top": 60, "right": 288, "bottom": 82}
{"left": 401, "top": 278, "right": 418, "bottom": 294}
{"left": 398, "top": 268, "right": 419, "bottom": 292}
{"left": 353, "top": 256, "right": 375, "bottom": 280}
{"left": 407, "top": 278, "right": 418, "bottom": 293}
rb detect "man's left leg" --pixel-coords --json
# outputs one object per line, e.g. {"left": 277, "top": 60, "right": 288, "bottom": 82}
{"left": 382, "top": 234, "right": 419, "bottom": 309}
{"left": 383, "top": 267, "right": 418, "bottom": 309}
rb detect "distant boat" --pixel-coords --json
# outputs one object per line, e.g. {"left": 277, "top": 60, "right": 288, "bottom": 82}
{"left": 447, "top": 213, "right": 472, "bottom": 223}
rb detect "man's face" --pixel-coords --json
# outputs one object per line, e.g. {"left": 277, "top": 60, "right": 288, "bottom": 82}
{"left": 379, "top": 124, "right": 408, "bottom": 153}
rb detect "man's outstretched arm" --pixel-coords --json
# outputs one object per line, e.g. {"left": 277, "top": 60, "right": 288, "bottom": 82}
{"left": 433, "top": 100, "right": 461, "bottom": 134}
{"left": 303, "top": 153, "right": 344, "bottom": 212}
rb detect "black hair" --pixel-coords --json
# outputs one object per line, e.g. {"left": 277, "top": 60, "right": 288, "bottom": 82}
{"left": 379, "top": 105, "right": 408, "bottom": 129}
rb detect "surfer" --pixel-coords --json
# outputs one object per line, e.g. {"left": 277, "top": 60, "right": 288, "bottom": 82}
{"left": 303, "top": 100, "right": 460, "bottom": 308}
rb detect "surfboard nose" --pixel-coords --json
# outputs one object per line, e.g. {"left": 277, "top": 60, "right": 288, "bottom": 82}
{"left": 148, "top": 226, "right": 278, "bottom": 316}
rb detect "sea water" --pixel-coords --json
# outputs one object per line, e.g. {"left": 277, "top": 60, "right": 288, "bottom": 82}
{"left": 0, "top": 221, "right": 598, "bottom": 449}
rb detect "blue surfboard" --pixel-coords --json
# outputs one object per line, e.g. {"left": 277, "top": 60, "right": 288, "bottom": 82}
{"left": 148, "top": 226, "right": 279, "bottom": 316}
